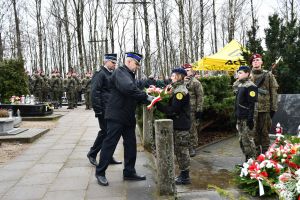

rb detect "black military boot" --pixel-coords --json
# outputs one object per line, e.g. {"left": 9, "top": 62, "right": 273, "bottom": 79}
{"left": 175, "top": 170, "right": 191, "bottom": 185}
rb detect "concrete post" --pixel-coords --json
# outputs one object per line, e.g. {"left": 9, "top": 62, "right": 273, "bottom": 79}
{"left": 143, "top": 105, "right": 154, "bottom": 152}
{"left": 154, "top": 119, "right": 176, "bottom": 196}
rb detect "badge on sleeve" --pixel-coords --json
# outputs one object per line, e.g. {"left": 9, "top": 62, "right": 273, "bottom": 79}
{"left": 249, "top": 91, "right": 256, "bottom": 97}
{"left": 176, "top": 93, "right": 183, "bottom": 100}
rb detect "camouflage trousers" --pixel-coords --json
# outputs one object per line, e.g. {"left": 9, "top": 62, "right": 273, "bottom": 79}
{"left": 174, "top": 130, "right": 190, "bottom": 171}
{"left": 84, "top": 91, "right": 91, "bottom": 109}
{"left": 189, "top": 112, "right": 199, "bottom": 148}
{"left": 67, "top": 91, "right": 75, "bottom": 108}
{"left": 236, "top": 119, "right": 257, "bottom": 158}
{"left": 254, "top": 112, "right": 271, "bottom": 154}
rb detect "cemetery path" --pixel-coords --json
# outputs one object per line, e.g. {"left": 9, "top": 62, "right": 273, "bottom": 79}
{"left": 0, "top": 107, "right": 156, "bottom": 200}
{"left": 0, "top": 107, "right": 276, "bottom": 200}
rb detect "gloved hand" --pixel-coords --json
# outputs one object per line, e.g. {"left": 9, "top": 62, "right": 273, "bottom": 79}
{"left": 195, "top": 111, "right": 202, "bottom": 120}
{"left": 270, "top": 110, "right": 275, "bottom": 119}
{"left": 247, "top": 119, "right": 254, "bottom": 130}
{"left": 147, "top": 95, "right": 156, "bottom": 102}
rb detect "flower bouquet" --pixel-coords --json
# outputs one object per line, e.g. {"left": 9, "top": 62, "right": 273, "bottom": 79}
{"left": 237, "top": 134, "right": 300, "bottom": 199}
{"left": 146, "top": 85, "right": 172, "bottom": 110}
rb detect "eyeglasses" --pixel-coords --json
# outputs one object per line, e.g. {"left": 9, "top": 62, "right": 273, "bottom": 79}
{"left": 111, "top": 61, "right": 116, "bottom": 64}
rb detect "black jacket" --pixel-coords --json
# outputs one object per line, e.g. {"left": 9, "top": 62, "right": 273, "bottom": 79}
{"left": 235, "top": 80, "right": 258, "bottom": 120}
{"left": 105, "top": 65, "right": 148, "bottom": 126}
{"left": 91, "top": 66, "right": 112, "bottom": 117}
{"left": 157, "top": 85, "right": 191, "bottom": 131}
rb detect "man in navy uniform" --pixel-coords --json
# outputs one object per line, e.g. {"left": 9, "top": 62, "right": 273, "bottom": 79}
{"left": 87, "top": 54, "right": 122, "bottom": 166}
{"left": 95, "top": 52, "right": 155, "bottom": 186}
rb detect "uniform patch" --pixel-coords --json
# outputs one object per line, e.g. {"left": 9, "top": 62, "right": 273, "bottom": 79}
{"left": 176, "top": 93, "right": 183, "bottom": 100}
{"left": 249, "top": 91, "right": 256, "bottom": 97}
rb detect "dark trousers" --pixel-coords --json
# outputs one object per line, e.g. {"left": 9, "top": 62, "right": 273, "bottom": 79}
{"left": 88, "top": 116, "right": 107, "bottom": 158}
{"left": 96, "top": 120, "right": 136, "bottom": 176}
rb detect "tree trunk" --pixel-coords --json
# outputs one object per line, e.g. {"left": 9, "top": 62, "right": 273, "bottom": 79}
{"left": 12, "top": 0, "right": 22, "bottom": 60}
{"left": 188, "top": 0, "right": 194, "bottom": 62}
{"left": 73, "top": 0, "right": 84, "bottom": 75}
{"left": 63, "top": 0, "right": 71, "bottom": 73}
{"left": 143, "top": 0, "right": 151, "bottom": 76}
{"left": 36, "top": 0, "right": 43, "bottom": 71}
{"left": 200, "top": 0, "right": 204, "bottom": 58}
{"left": 0, "top": 32, "right": 3, "bottom": 61}
{"left": 213, "top": 0, "right": 218, "bottom": 53}
{"left": 228, "top": 0, "right": 235, "bottom": 42}
{"left": 93, "top": 0, "right": 99, "bottom": 70}
{"left": 176, "top": 0, "right": 187, "bottom": 64}
{"left": 153, "top": 0, "right": 162, "bottom": 77}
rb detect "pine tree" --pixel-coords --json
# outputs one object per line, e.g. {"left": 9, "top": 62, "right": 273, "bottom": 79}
{"left": 264, "top": 14, "right": 300, "bottom": 93}
{"left": 243, "top": 19, "right": 264, "bottom": 65}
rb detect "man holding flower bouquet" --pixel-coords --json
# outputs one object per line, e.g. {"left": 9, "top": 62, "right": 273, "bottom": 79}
{"left": 156, "top": 67, "right": 192, "bottom": 185}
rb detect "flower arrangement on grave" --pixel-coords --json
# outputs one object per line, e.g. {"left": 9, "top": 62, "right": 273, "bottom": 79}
{"left": 0, "top": 109, "right": 9, "bottom": 118}
{"left": 236, "top": 133, "right": 300, "bottom": 200}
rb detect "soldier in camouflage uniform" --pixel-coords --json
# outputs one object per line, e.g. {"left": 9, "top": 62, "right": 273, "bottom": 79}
{"left": 40, "top": 71, "right": 50, "bottom": 102}
{"left": 32, "top": 71, "right": 44, "bottom": 102}
{"left": 156, "top": 67, "right": 191, "bottom": 185}
{"left": 235, "top": 66, "right": 258, "bottom": 161}
{"left": 66, "top": 72, "right": 76, "bottom": 109}
{"left": 82, "top": 72, "right": 92, "bottom": 110}
{"left": 183, "top": 64, "right": 204, "bottom": 157}
{"left": 250, "top": 54, "right": 279, "bottom": 154}
{"left": 56, "top": 71, "right": 64, "bottom": 107}
{"left": 50, "top": 71, "right": 61, "bottom": 108}
{"left": 72, "top": 72, "right": 81, "bottom": 108}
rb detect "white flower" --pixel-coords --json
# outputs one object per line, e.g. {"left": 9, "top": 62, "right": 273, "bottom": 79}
{"left": 295, "top": 169, "right": 300, "bottom": 177}
{"left": 296, "top": 180, "right": 300, "bottom": 193}
{"left": 265, "top": 161, "right": 273, "bottom": 168}
{"left": 240, "top": 167, "right": 249, "bottom": 177}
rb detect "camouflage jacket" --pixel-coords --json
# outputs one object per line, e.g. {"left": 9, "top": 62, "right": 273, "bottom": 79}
{"left": 251, "top": 69, "right": 279, "bottom": 112}
{"left": 82, "top": 78, "right": 91, "bottom": 93}
{"left": 184, "top": 76, "right": 204, "bottom": 112}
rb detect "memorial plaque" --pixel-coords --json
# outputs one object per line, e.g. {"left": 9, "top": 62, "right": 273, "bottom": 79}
{"left": 271, "top": 94, "right": 300, "bottom": 135}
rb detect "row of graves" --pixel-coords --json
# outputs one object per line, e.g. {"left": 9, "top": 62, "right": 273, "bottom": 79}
{"left": 0, "top": 94, "right": 84, "bottom": 142}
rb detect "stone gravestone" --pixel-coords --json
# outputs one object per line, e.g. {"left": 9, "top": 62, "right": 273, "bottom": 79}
{"left": 271, "top": 94, "right": 300, "bottom": 135}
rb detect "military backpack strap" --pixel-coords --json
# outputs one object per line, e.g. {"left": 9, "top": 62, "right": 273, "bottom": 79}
{"left": 254, "top": 71, "right": 266, "bottom": 88}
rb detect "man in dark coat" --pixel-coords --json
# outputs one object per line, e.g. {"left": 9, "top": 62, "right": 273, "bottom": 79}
{"left": 95, "top": 52, "right": 155, "bottom": 186}
{"left": 87, "top": 54, "right": 121, "bottom": 166}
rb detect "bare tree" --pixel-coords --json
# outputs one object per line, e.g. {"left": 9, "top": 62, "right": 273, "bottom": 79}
{"left": 176, "top": 0, "right": 188, "bottom": 64}
{"left": 12, "top": 0, "right": 22, "bottom": 60}
{"left": 153, "top": 0, "right": 162, "bottom": 77}
{"left": 35, "top": 0, "right": 43, "bottom": 71}
{"left": 142, "top": 0, "right": 151, "bottom": 76}
{"left": 72, "top": 0, "right": 85, "bottom": 74}
{"left": 63, "top": 0, "right": 71, "bottom": 72}
{"left": 212, "top": 0, "right": 217, "bottom": 53}
{"left": 187, "top": 0, "right": 194, "bottom": 62}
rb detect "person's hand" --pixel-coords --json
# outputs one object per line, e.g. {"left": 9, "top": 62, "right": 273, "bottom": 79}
{"left": 247, "top": 119, "right": 254, "bottom": 130}
{"left": 147, "top": 95, "right": 156, "bottom": 102}
{"left": 195, "top": 111, "right": 202, "bottom": 120}
{"left": 270, "top": 110, "right": 275, "bottom": 119}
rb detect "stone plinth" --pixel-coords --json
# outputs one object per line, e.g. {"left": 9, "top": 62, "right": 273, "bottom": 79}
{"left": 0, "top": 118, "right": 14, "bottom": 133}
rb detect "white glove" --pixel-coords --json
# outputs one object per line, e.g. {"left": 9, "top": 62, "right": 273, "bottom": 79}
{"left": 147, "top": 95, "right": 156, "bottom": 102}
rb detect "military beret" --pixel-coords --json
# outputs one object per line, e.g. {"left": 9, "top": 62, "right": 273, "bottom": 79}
{"left": 237, "top": 65, "right": 251, "bottom": 72}
{"left": 125, "top": 52, "right": 143, "bottom": 64}
{"left": 250, "top": 53, "right": 262, "bottom": 63}
{"left": 172, "top": 67, "right": 187, "bottom": 76}
{"left": 104, "top": 53, "right": 117, "bottom": 61}
{"left": 182, "top": 63, "right": 192, "bottom": 69}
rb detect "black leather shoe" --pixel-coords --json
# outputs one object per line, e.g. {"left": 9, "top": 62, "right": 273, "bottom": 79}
{"left": 110, "top": 157, "right": 122, "bottom": 165}
{"left": 123, "top": 173, "right": 146, "bottom": 181}
{"left": 87, "top": 154, "right": 97, "bottom": 166}
{"left": 96, "top": 175, "right": 109, "bottom": 186}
